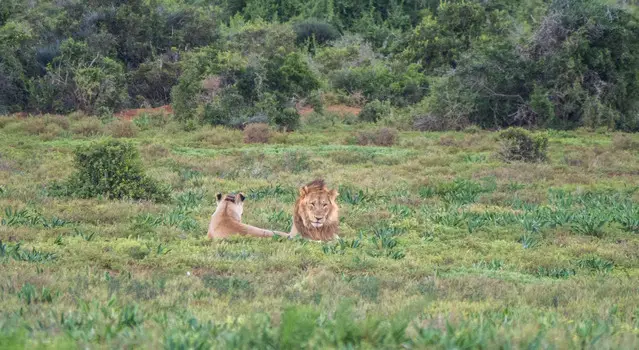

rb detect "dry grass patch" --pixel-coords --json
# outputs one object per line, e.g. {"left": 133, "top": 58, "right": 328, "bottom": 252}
{"left": 108, "top": 119, "right": 139, "bottom": 138}
{"left": 72, "top": 117, "right": 103, "bottom": 137}
{"left": 243, "top": 123, "right": 271, "bottom": 144}
{"left": 356, "top": 127, "right": 398, "bottom": 146}
{"left": 194, "top": 126, "right": 242, "bottom": 146}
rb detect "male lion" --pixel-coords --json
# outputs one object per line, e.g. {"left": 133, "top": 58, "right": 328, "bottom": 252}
{"left": 289, "top": 179, "right": 339, "bottom": 241}
{"left": 207, "top": 192, "right": 289, "bottom": 239}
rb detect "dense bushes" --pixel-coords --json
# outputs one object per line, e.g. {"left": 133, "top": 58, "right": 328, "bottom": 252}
{"left": 294, "top": 19, "right": 340, "bottom": 46}
{"left": 421, "top": 0, "right": 639, "bottom": 131}
{"left": 170, "top": 22, "right": 317, "bottom": 130}
{"left": 50, "top": 140, "right": 170, "bottom": 202}
{"left": 359, "top": 100, "right": 391, "bottom": 123}
{"left": 1, "top": 0, "right": 639, "bottom": 132}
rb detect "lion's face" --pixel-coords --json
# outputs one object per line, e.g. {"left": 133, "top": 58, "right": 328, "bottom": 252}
{"left": 300, "top": 188, "right": 338, "bottom": 228}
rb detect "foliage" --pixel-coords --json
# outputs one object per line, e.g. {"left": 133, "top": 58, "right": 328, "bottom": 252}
{"left": 293, "top": 18, "right": 340, "bottom": 46}
{"left": 358, "top": 99, "right": 391, "bottom": 123}
{"left": 497, "top": 127, "right": 548, "bottom": 163}
{"left": 50, "top": 139, "right": 170, "bottom": 202}
{"left": 170, "top": 22, "right": 317, "bottom": 130}
{"left": 420, "top": 0, "right": 639, "bottom": 131}
{"left": 0, "top": 0, "right": 637, "bottom": 132}
{"left": 331, "top": 61, "right": 427, "bottom": 106}
{"left": 29, "top": 39, "right": 128, "bottom": 114}
{"left": 274, "top": 107, "right": 301, "bottom": 131}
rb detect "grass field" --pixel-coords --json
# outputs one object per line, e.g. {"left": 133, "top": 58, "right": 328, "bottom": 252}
{"left": 1, "top": 114, "right": 639, "bottom": 349}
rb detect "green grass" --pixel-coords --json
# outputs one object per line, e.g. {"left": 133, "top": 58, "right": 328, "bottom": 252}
{"left": 1, "top": 117, "right": 639, "bottom": 348}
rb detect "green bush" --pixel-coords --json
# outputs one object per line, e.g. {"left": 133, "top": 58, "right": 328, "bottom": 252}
{"left": 274, "top": 107, "right": 300, "bottom": 131}
{"left": 293, "top": 19, "right": 340, "bottom": 45}
{"left": 497, "top": 127, "right": 548, "bottom": 163}
{"left": 51, "top": 140, "right": 170, "bottom": 202}
{"left": 359, "top": 100, "right": 390, "bottom": 123}
{"left": 128, "top": 59, "right": 180, "bottom": 108}
{"left": 421, "top": 0, "right": 639, "bottom": 131}
{"left": 201, "top": 101, "right": 230, "bottom": 127}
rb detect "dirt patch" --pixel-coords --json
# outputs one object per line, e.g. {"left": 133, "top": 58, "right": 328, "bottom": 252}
{"left": 326, "top": 104, "right": 361, "bottom": 116}
{"left": 297, "top": 105, "right": 314, "bottom": 116}
{"left": 115, "top": 105, "right": 173, "bottom": 120}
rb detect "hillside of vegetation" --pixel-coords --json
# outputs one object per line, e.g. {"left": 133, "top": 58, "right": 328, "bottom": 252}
{"left": 1, "top": 115, "right": 639, "bottom": 348}
{"left": 2, "top": 0, "right": 639, "bottom": 131}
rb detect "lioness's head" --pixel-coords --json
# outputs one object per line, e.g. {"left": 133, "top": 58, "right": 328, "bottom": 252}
{"left": 215, "top": 192, "right": 246, "bottom": 221}
{"left": 297, "top": 180, "right": 338, "bottom": 229}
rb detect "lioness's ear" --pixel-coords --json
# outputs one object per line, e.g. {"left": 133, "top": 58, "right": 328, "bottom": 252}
{"left": 299, "top": 186, "right": 309, "bottom": 197}
{"left": 238, "top": 193, "right": 246, "bottom": 202}
{"left": 216, "top": 193, "right": 223, "bottom": 202}
{"left": 329, "top": 189, "right": 339, "bottom": 201}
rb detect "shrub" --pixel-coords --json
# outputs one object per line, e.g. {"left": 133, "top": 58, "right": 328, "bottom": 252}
{"left": 293, "top": 19, "right": 340, "bottom": 45}
{"left": 374, "top": 127, "right": 398, "bottom": 146}
{"left": 497, "top": 127, "right": 548, "bottom": 163}
{"left": 201, "top": 102, "right": 229, "bottom": 126}
{"left": 356, "top": 127, "right": 398, "bottom": 147}
{"left": 50, "top": 140, "right": 170, "bottom": 202}
{"left": 109, "top": 119, "right": 139, "bottom": 138}
{"left": 243, "top": 123, "right": 271, "bottom": 144}
{"left": 128, "top": 59, "right": 180, "bottom": 107}
{"left": 611, "top": 134, "right": 639, "bottom": 151}
{"left": 358, "top": 100, "right": 390, "bottom": 123}
{"left": 72, "top": 118, "right": 103, "bottom": 137}
{"left": 274, "top": 108, "right": 300, "bottom": 131}
{"left": 356, "top": 131, "right": 375, "bottom": 145}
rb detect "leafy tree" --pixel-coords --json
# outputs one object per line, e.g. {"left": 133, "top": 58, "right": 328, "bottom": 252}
{"left": 29, "top": 39, "right": 127, "bottom": 114}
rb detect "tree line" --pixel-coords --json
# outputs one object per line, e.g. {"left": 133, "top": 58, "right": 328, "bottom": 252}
{"left": 1, "top": 0, "right": 638, "bottom": 131}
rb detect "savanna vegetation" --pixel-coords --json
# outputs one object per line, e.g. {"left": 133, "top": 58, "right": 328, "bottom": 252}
{"left": 1, "top": 0, "right": 639, "bottom": 348}
{"left": 1, "top": 114, "right": 639, "bottom": 348}
{"left": 2, "top": 0, "right": 639, "bottom": 131}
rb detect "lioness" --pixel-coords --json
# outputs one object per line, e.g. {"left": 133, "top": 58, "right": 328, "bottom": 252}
{"left": 207, "top": 192, "right": 289, "bottom": 239}
{"left": 289, "top": 179, "right": 339, "bottom": 241}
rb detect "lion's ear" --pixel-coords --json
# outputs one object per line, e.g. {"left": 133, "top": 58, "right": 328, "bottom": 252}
{"left": 238, "top": 193, "right": 246, "bottom": 202}
{"left": 216, "top": 193, "right": 223, "bottom": 202}
{"left": 329, "top": 189, "right": 339, "bottom": 201}
{"left": 299, "top": 186, "right": 309, "bottom": 197}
